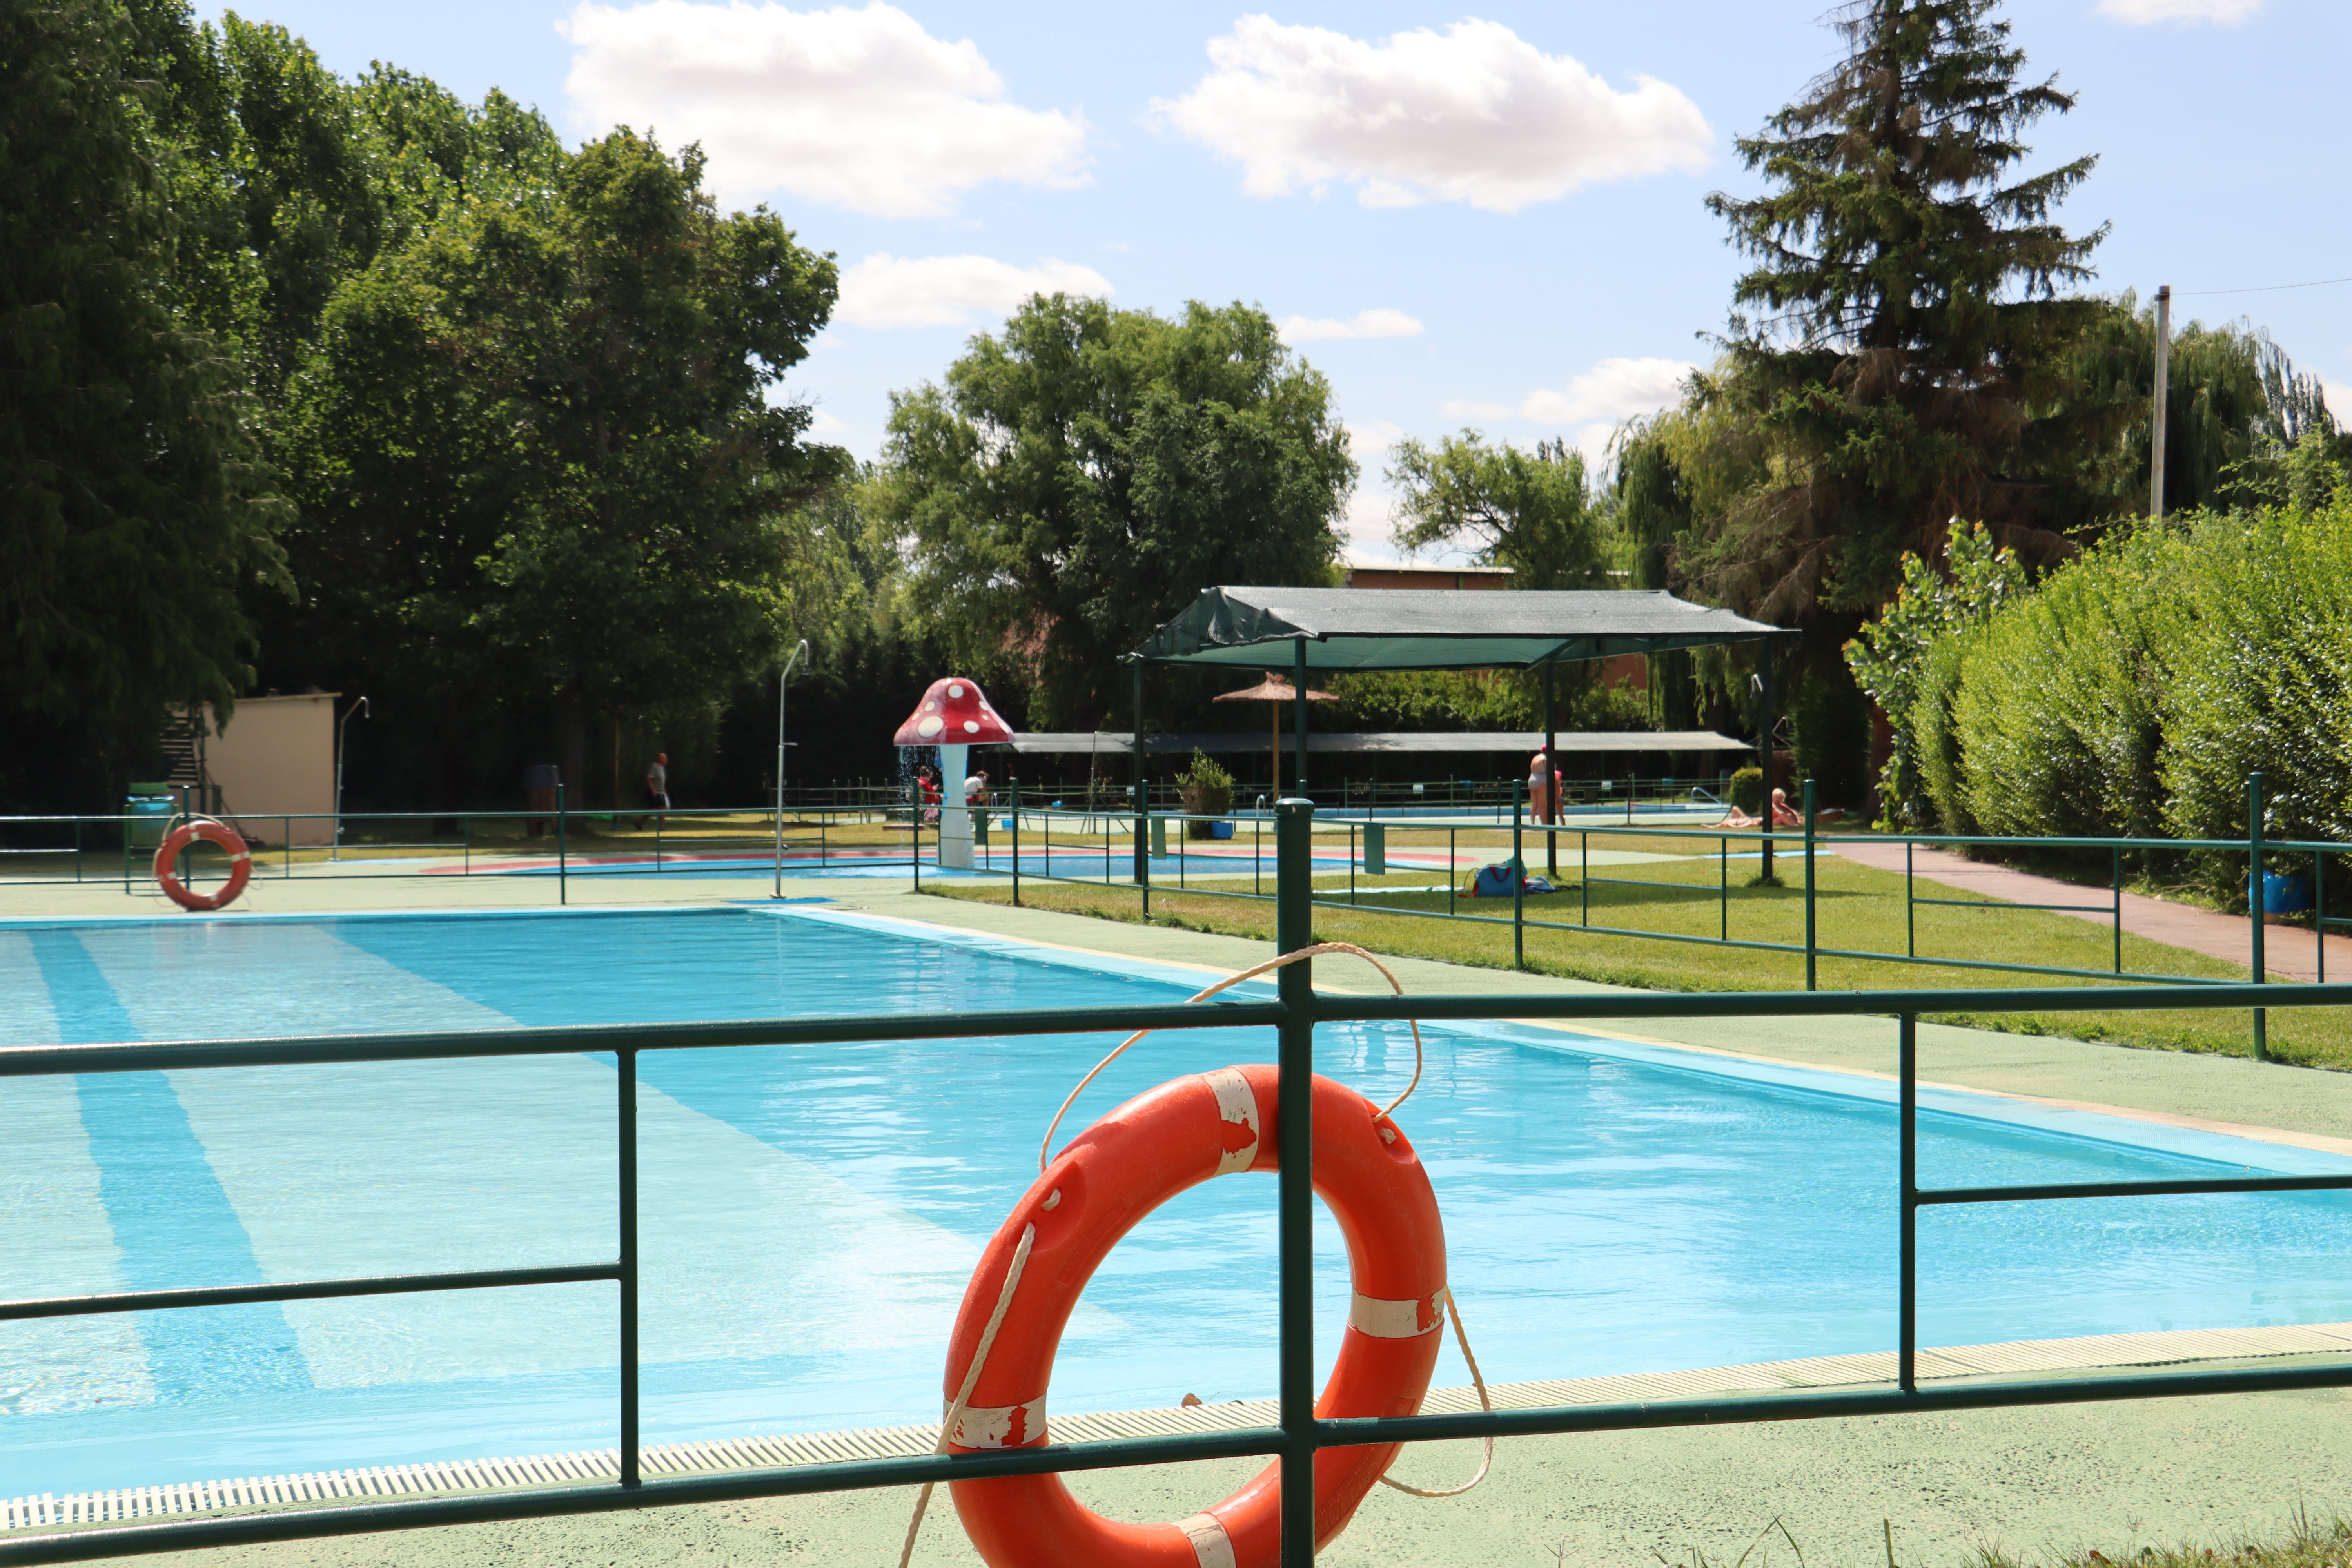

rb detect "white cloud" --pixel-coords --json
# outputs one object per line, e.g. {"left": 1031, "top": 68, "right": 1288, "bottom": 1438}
{"left": 561, "top": 1, "right": 1088, "bottom": 218}
{"left": 1440, "top": 356, "right": 1695, "bottom": 426}
{"left": 1279, "top": 309, "right": 1425, "bottom": 343}
{"left": 2096, "top": 0, "right": 2259, "bottom": 22}
{"left": 834, "top": 253, "right": 1113, "bottom": 329}
{"left": 806, "top": 408, "right": 850, "bottom": 435}
{"left": 1154, "top": 16, "right": 1710, "bottom": 214}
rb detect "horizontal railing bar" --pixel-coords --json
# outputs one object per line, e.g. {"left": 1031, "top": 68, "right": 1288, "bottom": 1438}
{"left": 1580, "top": 876, "right": 1719, "bottom": 895}
{"left": 1805, "top": 946, "right": 2223, "bottom": 987}
{"left": 0, "top": 1427, "right": 1287, "bottom": 1565}
{"left": 14, "top": 982, "right": 2344, "bottom": 1081}
{"left": 1312, "top": 981, "right": 2352, "bottom": 1022}
{"left": 0, "top": 1262, "right": 620, "bottom": 1322}
{"left": 0, "top": 999, "right": 1292, "bottom": 1077}
{"left": 1312, "top": 1357, "right": 2352, "bottom": 1449}
{"left": 1909, "top": 897, "right": 2113, "bottom": 914}
{"left": 1918, "top": 1174, "right": 2352, "bottom": 1205}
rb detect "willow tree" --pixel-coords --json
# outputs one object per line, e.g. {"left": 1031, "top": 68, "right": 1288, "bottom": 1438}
{"left": 1693, "top": 0, "right": 2123, "bottom": 643}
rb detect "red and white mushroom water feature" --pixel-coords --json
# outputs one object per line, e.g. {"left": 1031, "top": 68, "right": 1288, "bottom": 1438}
{"left": 893, "top": 677, "right": 1015, "bottom": 869}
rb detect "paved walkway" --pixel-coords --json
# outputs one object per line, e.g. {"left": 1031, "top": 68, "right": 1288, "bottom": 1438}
{"left": 1831, "top": 838, "right": 2352, "bottom": 983}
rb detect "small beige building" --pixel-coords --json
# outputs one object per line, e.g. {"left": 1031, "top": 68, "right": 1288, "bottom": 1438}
{"left": 196, "top": 693, "right": 339, "bottom": 846}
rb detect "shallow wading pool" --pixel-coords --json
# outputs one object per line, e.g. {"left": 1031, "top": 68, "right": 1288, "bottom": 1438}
{"left": 4, "top": 904, "right": 2351, "bottom": 1498}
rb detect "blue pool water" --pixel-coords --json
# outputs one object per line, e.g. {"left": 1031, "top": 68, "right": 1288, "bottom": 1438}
{"left": 5, "top": 906, "right": 2352, "bottom": 1498}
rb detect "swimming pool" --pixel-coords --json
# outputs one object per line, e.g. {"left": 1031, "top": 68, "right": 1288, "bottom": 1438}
{"left": 6, "top": 905, "right": 2351, "bottom": 1498}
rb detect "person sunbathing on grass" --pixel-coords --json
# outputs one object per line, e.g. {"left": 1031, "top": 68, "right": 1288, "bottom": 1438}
{"left": 1715, "top": 786, "right": 1805, "bottom": 829}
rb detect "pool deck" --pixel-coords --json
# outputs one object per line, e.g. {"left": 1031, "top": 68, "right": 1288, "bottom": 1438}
{"left": 11, "top": 869, "right": 2352, "bottom": 1563}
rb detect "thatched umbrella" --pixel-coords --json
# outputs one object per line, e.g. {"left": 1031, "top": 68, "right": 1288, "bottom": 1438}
{"left": 1213, "top": 676, "right": 1333, "bottom": 797}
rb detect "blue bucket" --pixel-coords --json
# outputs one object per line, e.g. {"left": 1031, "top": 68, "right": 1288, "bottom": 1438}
{"left": 1209, "top": 821, "right": 1234, "bottom": 840}
{"left": 2256, "top": 870, "right": 2312, "bottom": 916}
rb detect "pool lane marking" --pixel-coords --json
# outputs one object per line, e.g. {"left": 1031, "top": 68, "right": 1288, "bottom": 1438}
{"left": 0, "top": 947, "right": 152, "bottom": 1414}
{"left": 23, "top": 930, "right": 313, "bottom": 1401}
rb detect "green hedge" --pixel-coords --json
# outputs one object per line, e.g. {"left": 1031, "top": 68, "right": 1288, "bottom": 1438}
{"left": 1896, "top": 486, "right": 2352, "bottom": 887}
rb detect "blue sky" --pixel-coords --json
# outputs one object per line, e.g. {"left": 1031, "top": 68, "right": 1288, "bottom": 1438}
{"left": 198, "top": 0, "right": 2352, "bottom": 562}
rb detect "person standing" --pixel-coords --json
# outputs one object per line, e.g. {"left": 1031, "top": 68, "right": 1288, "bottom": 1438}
{"left": 1526, "top": 751, "right": 1555, "bottom": 824}
{"left": 636, "top": 751, "right": 670, "bottom": 830}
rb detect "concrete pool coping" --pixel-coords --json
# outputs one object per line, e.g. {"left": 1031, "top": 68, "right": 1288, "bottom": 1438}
{"left": 14, "top": 1320, "right": 2352, "bottom": 1539}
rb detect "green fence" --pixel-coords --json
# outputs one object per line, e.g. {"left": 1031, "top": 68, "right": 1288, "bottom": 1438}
{"left": 0, "top": 793, "right": 918, "bottom": 900}
{"left": 990, "top": 771, "right": 2331, "bottom": 1063}
{"left": 7, "top": 800, "right": 2352, "bottom": 1564}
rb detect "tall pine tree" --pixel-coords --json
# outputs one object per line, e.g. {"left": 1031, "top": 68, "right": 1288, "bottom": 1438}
{"left": 1693, "top": 0, "right": 2122, "bottom": 644}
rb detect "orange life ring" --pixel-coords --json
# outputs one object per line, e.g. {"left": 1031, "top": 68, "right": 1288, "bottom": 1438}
{"left": 944, "top": 1064, "right": 1446, "bottom": 1567}
{"left": 154, "top": 818, "right": 252, "bottom": 912}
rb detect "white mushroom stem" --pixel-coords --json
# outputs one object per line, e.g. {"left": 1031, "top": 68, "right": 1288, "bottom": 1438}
{"left": 937, "top": 742, "right": 974, "bottom": 869}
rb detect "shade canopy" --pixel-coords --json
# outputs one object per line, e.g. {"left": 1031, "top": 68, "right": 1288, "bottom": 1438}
{"left": 1132, "top": 586, "right": 1797, "bottom": 671}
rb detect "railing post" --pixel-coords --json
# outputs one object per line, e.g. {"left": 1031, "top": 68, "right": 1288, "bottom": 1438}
{"left": 557, "top": 782, "right": 568, "bottom": 906}
{"left": 1011, "top": 779, "right": 1022, "bottom": 908}
{"left": 1804, "top": 778, "right": 1817, "bottom": 992}
{"left": 2250, "top": 771, "right": 2268, "bottom": 1062}
{"left": 1273, "top": 797, "right": 1316, "bottom": 1568}
{"left": 1905, "top": 840, "right": 1915, "bottom": 957}
{"left": 1897, "top": 1013, "right": 1917, "bottom": 1395}
{"left": 2320, "top": 850, "right": 2329, "bottom": 985}
{"left": 1511, "top": 779, "right": 1525, "bottom": 970}
{"left": 2112, "top": 845, "right": 2123, "bottom": 975}
{"left": 617, "top": 1044, "right": 640, "bottom": 1488}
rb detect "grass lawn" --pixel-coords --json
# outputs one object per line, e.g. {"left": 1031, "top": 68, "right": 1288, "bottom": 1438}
{"left": 930, "top": 835, "right": 2352, "bottom": 1069}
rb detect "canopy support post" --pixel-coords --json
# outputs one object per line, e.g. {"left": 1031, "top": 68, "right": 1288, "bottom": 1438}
{"left": 1543, "top": 661, "right": 1557, "bottom": 877}
{"left": 1292, "top": 638, "right": 1310, "bottom": 803}
{"left": 1132, "top": 660, "right": 1148, "bottom": 885}
{"left": 1759, "top": 646, "right": 1777, "bottom": 883}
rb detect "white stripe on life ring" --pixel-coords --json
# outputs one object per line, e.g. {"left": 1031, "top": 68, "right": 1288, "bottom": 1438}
{"left": 1201, "top": 1067, "right": 1258, "bottom": 1175}
{"left": 1178, "top": 1511, "right": 1237, "bottom": 1568}
{"left": 1349, "top": 1290, "right": 1445, "bottom": 1339}
{"left": 943, "top": 1398, "right": 1045, "bottom": 1449}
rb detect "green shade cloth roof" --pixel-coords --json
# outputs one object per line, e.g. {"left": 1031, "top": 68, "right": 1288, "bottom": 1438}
{"left": 1132, "top": 586, "right": 1797, "bottom": 671}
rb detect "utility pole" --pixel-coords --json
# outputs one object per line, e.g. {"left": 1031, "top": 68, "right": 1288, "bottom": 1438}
{"left": 2150, "top": 284, "right": 2171, "bottom": 521}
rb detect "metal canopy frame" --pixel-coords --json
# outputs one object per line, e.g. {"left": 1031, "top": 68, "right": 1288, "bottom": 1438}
{"left": 1125, "top": 585, "right": 1804, "bottom": 880}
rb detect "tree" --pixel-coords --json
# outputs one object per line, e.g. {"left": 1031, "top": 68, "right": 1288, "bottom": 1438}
{"left": 285, "top": 128, "right": 843, "bottom": 792}
{"left": 1387, "top": 433, "right": 1607, "bottom": 590}
{"left": 871, "top": 295, "right": 1352, "bottom": 730}
{"left": 1, "top": 0, "right": 290, "bottom": 809}
{"left": 1693, "top": 0, "right": 2119, "bottom": 640}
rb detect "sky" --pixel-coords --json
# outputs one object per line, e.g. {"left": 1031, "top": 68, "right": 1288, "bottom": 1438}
{"left": 197, "top": 0, "right": 2352, "bottom": 564}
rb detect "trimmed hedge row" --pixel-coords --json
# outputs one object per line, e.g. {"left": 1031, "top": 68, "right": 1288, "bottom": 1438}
{"left": 1853, "top": 491, "right": 2352, "bottom": 884}
{"left": 1890, "top": 489, "right": 2352, "bottom": 866}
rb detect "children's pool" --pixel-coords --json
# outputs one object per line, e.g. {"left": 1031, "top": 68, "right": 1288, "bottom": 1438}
{"left": 5, "top": 905, "right": 2351, "bottom": 1497}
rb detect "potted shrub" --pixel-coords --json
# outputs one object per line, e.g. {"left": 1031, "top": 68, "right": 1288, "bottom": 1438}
{"left": 1177, "top": 749, "right": 1235, "bottom": 838}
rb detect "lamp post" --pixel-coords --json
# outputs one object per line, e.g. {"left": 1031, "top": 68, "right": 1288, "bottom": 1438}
{"left": 333, "top": 696, "right": 369, "bottom": 862}
{"left": 773, "top": 640, "right": 809, "bottom": 899}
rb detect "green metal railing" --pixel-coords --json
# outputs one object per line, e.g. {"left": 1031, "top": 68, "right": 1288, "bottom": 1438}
{"left": 0, "top": 796, "right": 918, "bottom": 902}
{"left": 988, "top": 772, "right": 2336, "bottom": 1062}
{"left": 10, "top": 802, "right": 2352, "bottom": 1564}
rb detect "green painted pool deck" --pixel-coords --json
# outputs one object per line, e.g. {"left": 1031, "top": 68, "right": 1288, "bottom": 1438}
{"left": 9, "top": 870, "right": 2352, "bottom": 1564}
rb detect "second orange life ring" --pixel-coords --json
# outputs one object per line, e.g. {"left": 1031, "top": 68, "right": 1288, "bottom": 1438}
{"left": 153, "top": 817, "right": 252, "bottom": 912}
{"left": 942, "top": 1063, "right": 1447, "bottom": 1567}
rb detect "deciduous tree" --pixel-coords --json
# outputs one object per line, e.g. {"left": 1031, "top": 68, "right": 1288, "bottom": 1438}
{"left": 871, "top": 296, "right": 1352, "bottom": 729}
